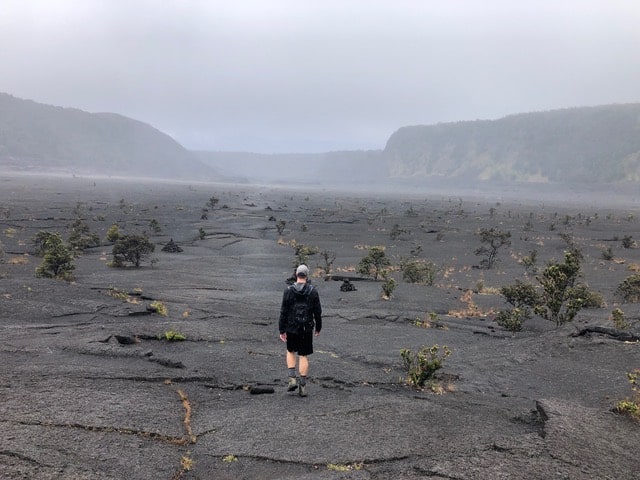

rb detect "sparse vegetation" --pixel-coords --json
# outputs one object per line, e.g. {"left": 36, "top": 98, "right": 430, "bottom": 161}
{"left": 294, "top": 243, "right": 319, "bottom": 267}
{"left": 357, "top": 246, "right": 390, "bottom": 280}
{"left": 111, "top": 234, "right": 155, "bottom": 267}
{"left": 327, "top": 463, "right": 363, "bottom": 472}
{"left": 611, "top": 308, "right": 630, "bottom": 330}
{"left": 521, "top": 249, "right": 538, "bottom": 272}
{"left": 401, "top": 260, "right": 437, "bottom": 285}
{"left": 68, "top": 219, "right": 100, "bottom": 253}
{"left": 474, "top": 228, "right": 511, "bottom": 269}
{"left": 106, "top": 224, "right": 121, "bottom": 243}
{"left": 149, "top": 301, "right": 168, "bottom": 316}
{"left": 602, "top": 247, "right": 614, "bottom": 261}
{"left": 615, "top": 274, "right": 640, "bottom": 303}
{"left": 276, "top": 220, "right": 286, "bottom": 235}
{"left": 34, "top": 232, "right": 75, "bottom": 280}
{"left": 319, "top": 249, "right": 336, "bottom": 275}
{"left": 207, "top": 196, "right": 219, "bottom": 209}
{"left": 401, "top": 344, "right": 451, "bottom": 389}
{"left": 390, "top": 223, "right": 409, "bottom": 240}
{"left": 149, "top": 218, "right": 161, "bottom": 233}
{"left": 622, "top": 235, "right": 635, "bottom": 249}
{"left": 495, "top": 281, "right": 540, "bottom": 332}
{"left": 534, "top": 250, "right": 589, "bottom": 326}
{"left": 162, "top": 330, "right": 185, "bottom": 341}
{"left": 614, "top": 370, "right": 640, "bottom": 422}
{"left": 381, "top": 270, "right": 397, "bottom": 299}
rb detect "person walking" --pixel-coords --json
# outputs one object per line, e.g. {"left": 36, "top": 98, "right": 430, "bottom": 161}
{"left": 278, "top": 264, "right": 322, "bottom": 397}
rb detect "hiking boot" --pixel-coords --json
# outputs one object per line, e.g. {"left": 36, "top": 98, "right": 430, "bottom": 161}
{"left": 298, "top": 383, "right": 307, "bottom": 397}
{"left": 287, "top": 377, "right": 298, "bottom": 392}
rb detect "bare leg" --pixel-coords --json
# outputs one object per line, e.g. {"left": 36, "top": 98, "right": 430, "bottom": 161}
{"left": 286, "top": 350, "right": 297, "bottom": 369}
{"left": 298, "top": 355, "right": 309, "bottom": 377}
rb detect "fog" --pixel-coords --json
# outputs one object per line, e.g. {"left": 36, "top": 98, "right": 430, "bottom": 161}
{"left": 1, "top": 1, "right": 639, "bottom": 154}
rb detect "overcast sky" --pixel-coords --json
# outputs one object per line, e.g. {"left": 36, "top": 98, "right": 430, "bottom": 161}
{"left": 1, "top": 1, "right": 639, "bottom": 153}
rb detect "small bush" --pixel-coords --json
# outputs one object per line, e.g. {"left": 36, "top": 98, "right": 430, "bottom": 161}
{"left": 616, "top": 274, "right": 640, "bottom": 303}
{"left": 611, "top": 308, "right": 630, "bottom": 330}
{"left": 68, "top": 219, "right": 100, "bottom": 253}
{"left": 111, "top": 234, "right": 155, "bottom": 268}
{"left": 207, "top": 196, "right": 219, "bottom": 209}
{"left": 402, "top": 260, "right": 437, "bottom": 285}
{"left": 535, "top": 250, "right": 587, "bottom": 326}
{"left": 521, "top": 249, "right": 538, "bottom": 272}
{"left": 474, "top": 228, "right": 511, "bottom": 269}
{"left": 495, "top": 308, "right": 526, "bottom": 332}
{"left": 294, "top": 244, "right": 319, "bottom": 267}
{"left": 149, "top": 219, "right": 162, "bottom": 233}
{"left": 602, "top": 247, "right": 614, "bottom": 261}
{"left": 320, "top": 249, "right": 336, "bottom": 275}
{"left": 390, "top": 223, "right": 409, "bottom": 240}
{"left": 161, "top": 330, "right": 186, "bottom": 341}
{"left": 381, "top": 271, "right": 397, "bottom": 299}
{"left": 401, "top": 344, "right": 451, "bottom": 388}
{"left": 614, "top": 370, "right": 640, "bottom": 422}
{"left": 357, "top": 246, "right": 390, "bottom": 280}
{"left": 149, "top": 301, "right": 168, "bottom": 316}
{"left": 106, "top": 224, "right": 121, "bottom": 243}
{"left": 34, "top": 232, "right": 75, "bottom": 281}
{"left": 622, "top": 235, "right": 635, "bottom": 249}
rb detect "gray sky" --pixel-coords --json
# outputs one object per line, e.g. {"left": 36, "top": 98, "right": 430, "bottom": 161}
{"left": 1, "top": 1, "right": 639, "bottom": 153}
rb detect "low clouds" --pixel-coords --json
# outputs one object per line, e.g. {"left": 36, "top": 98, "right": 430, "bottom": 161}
{"left": 1, "top": 1, "right": 639, "bottom": 153}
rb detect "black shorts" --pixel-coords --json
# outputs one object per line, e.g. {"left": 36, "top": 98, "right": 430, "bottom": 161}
{"left": 286, "top": 331, "right": 314, "bottom": 356}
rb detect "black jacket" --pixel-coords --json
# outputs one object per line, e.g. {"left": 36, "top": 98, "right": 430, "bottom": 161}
{"left": 279, "top": 282, "right": 322, "bottom": 334}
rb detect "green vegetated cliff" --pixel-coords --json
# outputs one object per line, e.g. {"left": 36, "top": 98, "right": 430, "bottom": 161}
{"left": 384, "top": 104, "right": 640, "bottom": 183}
{"left": 0, "top": 92, "right": 217, "bottom": 180}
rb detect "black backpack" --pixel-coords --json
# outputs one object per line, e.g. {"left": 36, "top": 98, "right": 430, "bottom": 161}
{"left": 291, "top": 285, "right": 314, "bottom": 333}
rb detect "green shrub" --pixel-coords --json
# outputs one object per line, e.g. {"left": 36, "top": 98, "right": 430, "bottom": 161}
{"left": 106, "top": 224, "right": 121, "bottom": 243}
{"left": 495, "top": 308, "right": 526, "bottom": 332}
{"left": 294, "top": 244, "right": 319, "bottom": 267}
{"left": 34, "top": 232, "right": 75, "bottom": 281}
{"left": 68, "top": 219, "right": 100, "bottom": 253}
{"left": 111, "top": 234, "right": 155, "bottom": 267}
{"left": 400, "top": 344, "right": 451, "bottom": 388}
{"left": 402, "top": 260, "right": 437, "bottom": 285}
{"left": 357, "top": 246, "right": 390, "bottom": 280}
{"left": 390, "top": 223, "right": 409, "bottom": 240}
{"left": 521, "top": 249, "right": 538, "bottom": 272}
{"left": 611, "top": 308, "right": 630, "bottom": 330}
{"left": 381, "top": 271, "right": 397, "bottom": 299}
{"left": 33, "top": 231, "right": 58, "bottom": 256}
{"left": 616, "top": 274, "right": 640, "bottom": 303}
{"left": 535, "top": 250, "right": 588, "bottom": 326}
{"left": 161, "top": 330, "right": 186, "bottom": 341}
{"left": 149, "top": 301, "right": 168, "bottom": 316}
{"left": 614, "top": 370, "right": 640, "bottom": 422}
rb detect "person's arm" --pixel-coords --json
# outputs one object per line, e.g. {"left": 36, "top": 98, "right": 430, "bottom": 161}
{"left": 278, "top": 288, "right": 289, "bottom": 334}
{"left": 312, "top": 290, "right": 322, "bottom": 333}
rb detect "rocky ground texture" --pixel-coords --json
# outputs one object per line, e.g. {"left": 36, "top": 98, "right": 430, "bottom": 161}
{"left": 1, "top": 174, "right": 639, "bottom": 479}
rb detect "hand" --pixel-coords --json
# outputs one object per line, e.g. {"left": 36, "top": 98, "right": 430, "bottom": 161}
{"left": 315, "top": 330, "right": 320, "bottom": 337}
{"left": 279, "top": 333, "right": 287, "bottom": 342}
